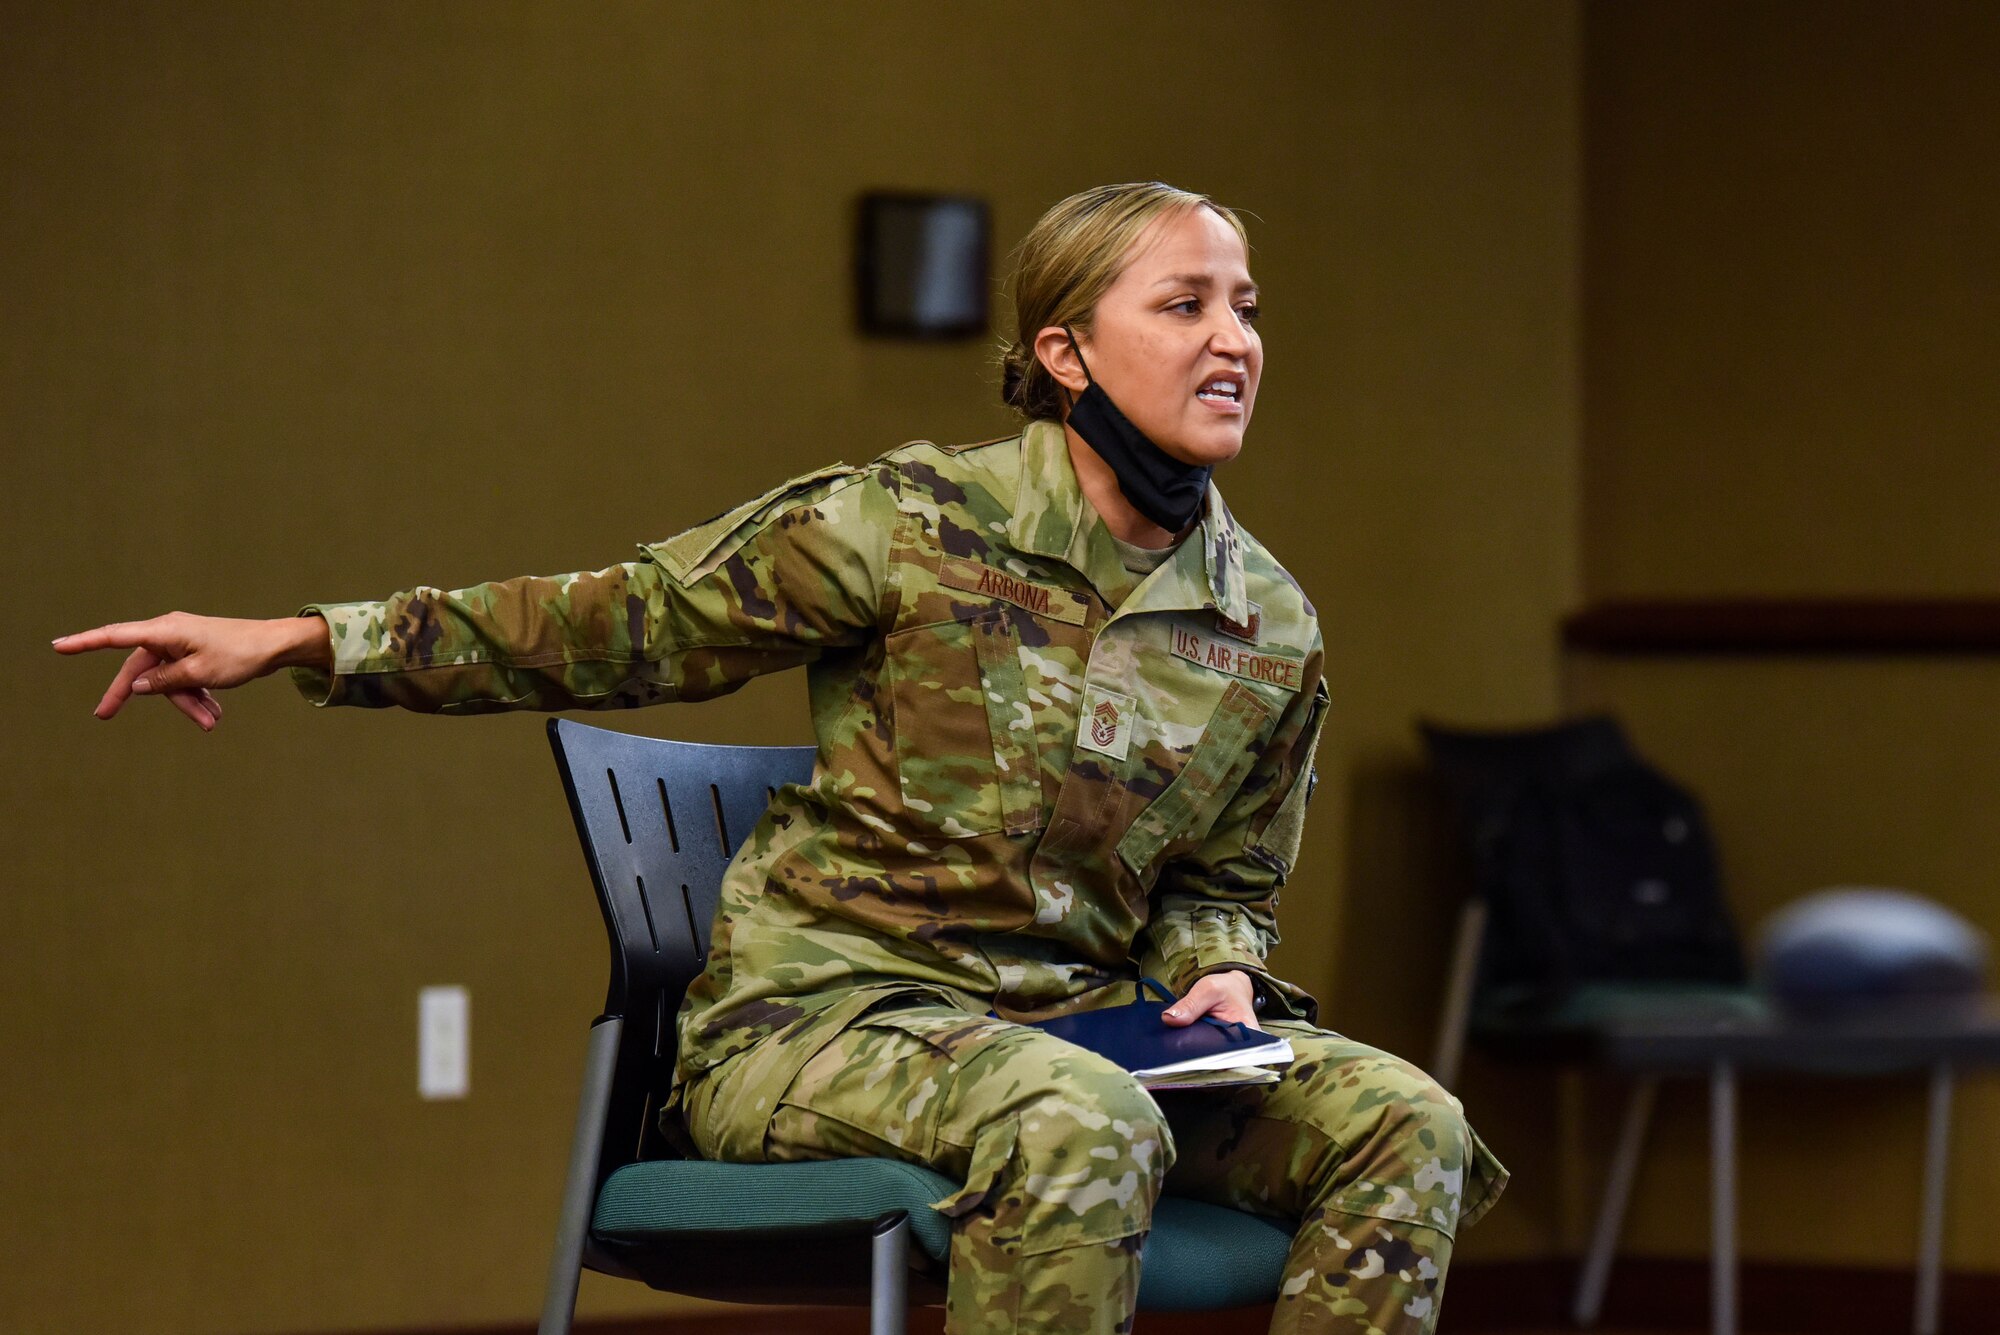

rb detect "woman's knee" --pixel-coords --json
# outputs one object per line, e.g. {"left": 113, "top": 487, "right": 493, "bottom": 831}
{"left": 938, "top": 1043, "right": 1174, "bottom": 1256}
{"left": 1282, "top": 1038, "right": 1464, "bottom": 1134}
{"left": 953, "top": 1032, "right": 1177, "bottom": 1183}
{"left": 1009, "top": 1070, "right": 1172, "bottom": 1244}
{"left": 1285, "top": 1045, "right": 1477, "bottom": 1235}
{"left": 1000, "top": 1057, "right": 1170, "bottom": 1179}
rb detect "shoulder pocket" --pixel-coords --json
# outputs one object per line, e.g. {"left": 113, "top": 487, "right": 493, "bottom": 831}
{"left": 640, "top": 462, "right": 862, "bottom": 584}
{"left": 1116, "top": 680, "right": 1274, "bottom": 882}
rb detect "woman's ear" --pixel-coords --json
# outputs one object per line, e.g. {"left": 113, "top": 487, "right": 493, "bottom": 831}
{"left": 1032, "top": 325, "right": 1089, "bottom": 400}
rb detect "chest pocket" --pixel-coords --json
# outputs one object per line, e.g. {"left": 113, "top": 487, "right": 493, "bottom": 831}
{"left": 1116, "top": 680, "right": 1274, "bottom": 883}
{"left": 887, "top": 608, "right": 1041, "bottom": 838}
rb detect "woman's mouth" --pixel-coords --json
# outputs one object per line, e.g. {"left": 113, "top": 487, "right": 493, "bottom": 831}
{"left": 1196, "top": 377, "right": 1244, "bottom": 413}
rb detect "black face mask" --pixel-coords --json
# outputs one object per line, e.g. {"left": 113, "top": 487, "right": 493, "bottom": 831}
{"left": 1062, "top": 326, "right": 1211, "bottom": 534}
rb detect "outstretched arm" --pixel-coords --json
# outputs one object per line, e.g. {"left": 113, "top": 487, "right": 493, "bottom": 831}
{"left": 56, "top": 459, "right": 892, "bottom": 728}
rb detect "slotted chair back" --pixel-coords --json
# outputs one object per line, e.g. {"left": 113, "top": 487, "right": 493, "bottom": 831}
{"left": 544, "top": 719, "right": 816, "bottom": 1192}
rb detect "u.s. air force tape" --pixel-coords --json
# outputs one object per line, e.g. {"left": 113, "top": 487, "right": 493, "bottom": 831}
{"left": 1169, "top": 623, "right": 1305, "bottom": 691}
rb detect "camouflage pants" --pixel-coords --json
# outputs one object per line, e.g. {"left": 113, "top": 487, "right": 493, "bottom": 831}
{"left": 679, "top": 994, "right": 1508, "bottom": 1335}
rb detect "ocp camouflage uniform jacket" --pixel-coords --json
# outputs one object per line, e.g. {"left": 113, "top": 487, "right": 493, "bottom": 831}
{"left": 293, "top": 418, "right": 1331, "bottom": 1098}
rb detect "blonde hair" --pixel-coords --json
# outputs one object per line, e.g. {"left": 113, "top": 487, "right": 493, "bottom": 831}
{"left": 997, "top": 181, "right": 1250, "bottom": 422}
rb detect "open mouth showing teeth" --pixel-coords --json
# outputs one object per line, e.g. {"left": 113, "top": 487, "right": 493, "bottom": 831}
{"left": 1197, "top": 381, "right": 1240, "bottom": 402}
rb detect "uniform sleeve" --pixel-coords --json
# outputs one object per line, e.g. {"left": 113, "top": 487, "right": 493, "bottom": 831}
{"left": 288, "top": 461, "right": 894, "bottom": 713}
{"left": 1139, "top": 637, "right": 1330, "bottom": 1024}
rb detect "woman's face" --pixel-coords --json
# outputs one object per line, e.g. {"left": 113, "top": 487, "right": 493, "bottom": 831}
{"left": 1048, "top": 205, "right": 1262, "bottom": 468}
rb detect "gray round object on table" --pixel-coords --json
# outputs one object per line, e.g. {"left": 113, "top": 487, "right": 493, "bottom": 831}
{"left": 1754, "top": 886, "right": 1990, "bottom": 1021}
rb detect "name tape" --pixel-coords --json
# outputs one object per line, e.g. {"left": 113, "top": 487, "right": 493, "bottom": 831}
{"left": 936, "top": 558, "right": 1089, "bottom": 626}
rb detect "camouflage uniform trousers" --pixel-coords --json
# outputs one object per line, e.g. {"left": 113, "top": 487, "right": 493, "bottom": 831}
{"left": 680, "top": 994, "right": 1505, "bottom": 1335}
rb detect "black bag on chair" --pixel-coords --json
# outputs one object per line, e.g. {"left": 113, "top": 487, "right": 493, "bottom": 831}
{"left": 1421, "top": 716, "right": 1749, "bottom": 1018}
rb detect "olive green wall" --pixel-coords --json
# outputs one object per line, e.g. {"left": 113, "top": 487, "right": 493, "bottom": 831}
{"left": 5, "top": 3, "right": 1580, "bottom": 1330}
{"left": 1574, "top": 3, "right": 2000, "bottom": 1266}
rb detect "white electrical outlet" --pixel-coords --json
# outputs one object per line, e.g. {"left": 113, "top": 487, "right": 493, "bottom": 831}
{"left": 419, "top": 985, "right": 470, "bottom": 1100}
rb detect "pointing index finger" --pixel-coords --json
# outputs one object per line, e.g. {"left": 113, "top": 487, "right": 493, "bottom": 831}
{"left": 53, "top": 622, "right": 154, "bottom": 654}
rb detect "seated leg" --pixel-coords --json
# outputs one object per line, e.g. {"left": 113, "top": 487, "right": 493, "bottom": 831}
{"left": 682, "top": 999, "right": 1175, "bottom": 1335}
{"left": 1157, "top": 1022, "right": 1510, "bottom": 1335}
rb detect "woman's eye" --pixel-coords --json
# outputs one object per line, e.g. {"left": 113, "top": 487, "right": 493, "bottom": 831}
{"left": 1169, "top": 298, "right": 1260, "bottom": 323}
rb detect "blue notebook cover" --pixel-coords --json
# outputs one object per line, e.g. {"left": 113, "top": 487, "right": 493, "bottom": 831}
{"left": 1000, "top": 978, "right": 1292, "bottom": 1081}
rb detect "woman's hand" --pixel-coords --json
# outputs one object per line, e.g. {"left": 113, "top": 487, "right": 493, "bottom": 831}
{"left": 52, "top": 612, "right": 332, "bottom": 732}
{"left": 1161, "top": 969, "right": 1263, "bottom": 1032}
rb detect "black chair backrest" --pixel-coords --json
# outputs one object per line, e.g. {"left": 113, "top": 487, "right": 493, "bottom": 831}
{"left": 545, "top": 719, "right": 816, "bottom": 1179}
{"left": 1420, "top": 714, "right": 1748, "bottom": 1009}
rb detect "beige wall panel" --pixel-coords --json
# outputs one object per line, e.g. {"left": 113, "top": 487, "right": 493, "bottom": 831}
{"left": 1579, "top": 1, "right": 2000, "bottom": 1272}
{"left": 1585, "top": 2, "right": 2000, "bottom": 599}
{"left": 6, "top": 3, "right": 1579, "bottom": 1329}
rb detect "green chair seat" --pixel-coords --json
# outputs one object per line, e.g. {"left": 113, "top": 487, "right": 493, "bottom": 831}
{"left": 594, "top": 1158, "right": 960, "bottom": 1260}
{"left": 593, "top": 1157, "right": 1294, "bottom": 1311}
{"left": 1469, "top": 980, "right": 1769, "bottom": 1059}
{"left": 1141, "top": 1193, "right": 1296, "bottom": 1309}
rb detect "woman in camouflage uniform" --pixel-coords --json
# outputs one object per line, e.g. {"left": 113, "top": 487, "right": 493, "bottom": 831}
{"left": 59, "top": 182, "right": 1507, "bottom": 1335}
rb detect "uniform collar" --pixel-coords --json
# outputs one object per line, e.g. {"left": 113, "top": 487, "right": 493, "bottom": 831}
{"left": 1009, "top": 418, "right": 1252, "bottom": 623}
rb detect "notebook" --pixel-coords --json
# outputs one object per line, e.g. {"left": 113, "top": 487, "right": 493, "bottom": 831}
{"left": 1002, "top": 978, "right": 1294, "bottom": 1090}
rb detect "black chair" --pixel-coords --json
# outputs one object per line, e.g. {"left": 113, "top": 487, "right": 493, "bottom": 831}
{"left": 537, "top": 718, "right": 1295, "bottom": 1335}
{"left": 1420, "top": 716, "right": 2000, "bottom": 1335}
{"left": 1421, "top": 716, "right": 1765, "bottom": 1331}
{"left": 1422, "top": 715, "right": 1761, "bottom": 1073}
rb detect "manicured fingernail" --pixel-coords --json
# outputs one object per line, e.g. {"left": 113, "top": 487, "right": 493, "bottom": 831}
{"left": 132, "top": 678, "right": 152, "bottom": 694}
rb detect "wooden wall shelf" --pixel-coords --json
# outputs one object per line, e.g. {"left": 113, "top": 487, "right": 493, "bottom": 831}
{"left": 1562, "top": 599, "right": 2000, "bottom": 654}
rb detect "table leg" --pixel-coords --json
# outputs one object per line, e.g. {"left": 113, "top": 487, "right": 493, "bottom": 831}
{"left": 1711, "top": 1060, "right": 1736, "bottom": 1335}
{"left": 1914, "top": 1062, "right": 1953, "bottom": 1335}
{"left": 1573, "top": 1075, "right": 1659, "bottom": 1327}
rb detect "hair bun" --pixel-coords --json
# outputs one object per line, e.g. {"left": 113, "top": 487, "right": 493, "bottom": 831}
{"left": 1000, "top": 356, "right": 1025, "bottom": 408}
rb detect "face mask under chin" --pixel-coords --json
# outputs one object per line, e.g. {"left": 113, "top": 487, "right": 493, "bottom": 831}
{"left": 1060, "top": 325, "right": 1212, "bottom": 534}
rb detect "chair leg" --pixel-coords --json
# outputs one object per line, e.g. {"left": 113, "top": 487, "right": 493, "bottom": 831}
{"left": 870, "top": 1214, "right": 912, "bottom": 1335}
{"left": 1710, "top": 1061, "right": 1737, "bottom": 1335}
{"left": 538, "top": 1017, "right": 625, "bottom": 1335}
{"left": 1572, "top": 1075, "right": 1658, "bottom": 1327}
{"left": 1431, "top": 899, "right": 1487, "bottom": 1091}
{"left": 1914, "top": 1062, "right": 1954, "bottom": 1335}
